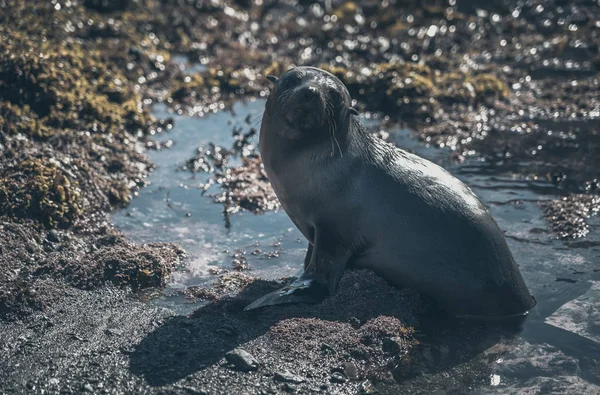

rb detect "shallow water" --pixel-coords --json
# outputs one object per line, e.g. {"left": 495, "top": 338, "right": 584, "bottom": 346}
{"left": 113, "top": 100, "right": 600, "bottom": 391}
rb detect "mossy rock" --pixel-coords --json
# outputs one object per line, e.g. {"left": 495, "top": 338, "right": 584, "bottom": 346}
{"left": 0, "top": 102, "right": 49, "bottom": 138}
{"left": 469, "top": 74, "right": 510, "bottom": 99}
{"left": 0, "top": 159, "right": 83, "bottom": 228}
{"left": 320, "top": 62, "right": 509, "bottom": 120}
{"left": 0, "top": 32, "right": 153, "bottom": 137}
{"left": 169, "top": 66, "right": 270, "bottom": 105}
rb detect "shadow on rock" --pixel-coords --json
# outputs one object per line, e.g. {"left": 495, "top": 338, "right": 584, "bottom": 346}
{"left": 129, "top": 270, "right": 523, "bottom": 391}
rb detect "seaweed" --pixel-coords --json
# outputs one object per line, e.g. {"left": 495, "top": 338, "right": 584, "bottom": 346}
{"left": 0, "top": 159, "right": 82, "bottom": 228}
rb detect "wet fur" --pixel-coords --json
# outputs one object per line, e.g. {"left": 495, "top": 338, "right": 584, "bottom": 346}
{"left": 257, "top": 67, "right": 536, "bottom": 318}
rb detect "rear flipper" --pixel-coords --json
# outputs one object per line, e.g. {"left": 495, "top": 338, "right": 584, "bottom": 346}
{"left": 244, "top": 230, "right": 350, "bottom": 311}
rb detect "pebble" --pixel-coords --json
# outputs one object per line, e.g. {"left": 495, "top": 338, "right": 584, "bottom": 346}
{"left": 342, "top": 361, "right": 359, "bottom": 380}
{"left": 105, "top": 328, "right": 121, "bottom": 336}
{"left": 330, "top": 372, "right": 347, "bottom": 383}
{"left": 274, "top": 370, "right": 306, "bottom": 384}
{"left": 48, "top": 229, "right": 61, "bottom": 243}
{"left": 320, "top": 343, "right": 335, "bottom": 353}
{"left": 281, "top": 383, "right": 296, "bottom": 392}
{"left": 360, "top": 379, "right": 378, "bottom": 394}
{"left": 225, "top": 349, "right": 259, "bottom": 371}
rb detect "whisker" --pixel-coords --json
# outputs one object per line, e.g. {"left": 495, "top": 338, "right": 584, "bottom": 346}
{"left": 325, "top": 104, "right": 336, "bottom": 157}
{"left": 334, "top": 132, "right": 343, "bottom": 158}
{"left": 251, "top": 112, "right": 264, "bottom": 124}
{"left": 277, "top": 90, "right": 292, "bottom": 106}
{"left": 253, "top": 113, "right": 264, "bottom": 128}
{"left": 324, "top": 101, "right": 343, "bottom": 158}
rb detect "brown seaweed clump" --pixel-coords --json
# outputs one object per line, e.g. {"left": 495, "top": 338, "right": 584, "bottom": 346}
{"left": 0, "top": 223, "right": 186, "bottom": 320}
{"left": 185, "top": 272, "right": 270, "bottom": 302}
{"left": 0, "top": 34, "right": 152, "bottom": 138}
{"left": 543, "top": 194, "right": 600, "bottom": 239}
{"left": 215, "top": 156, "right": 281, "bottom": 217}
{"left": 321, "top": 63, "right": 509, "bottom": 122}
{"left": 0, "top": 159, "right": 82, "bottom": 228}
{"left": 191, "top": 269, "right": 420, "bottom": 387}
{"left": 44, "top": 236, "right": 186, "bottom": 291}
{"left": 0, "top": 0, "right": 183, "bottom": 320}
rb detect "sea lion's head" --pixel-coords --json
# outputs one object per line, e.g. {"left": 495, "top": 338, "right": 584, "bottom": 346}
{"left": 264, "top": 66, "right": 358, "bottom": 141}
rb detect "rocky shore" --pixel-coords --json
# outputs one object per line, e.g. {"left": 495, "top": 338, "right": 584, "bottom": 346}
{"left": 1, "top": 0, "right": 599, "bottom": 393}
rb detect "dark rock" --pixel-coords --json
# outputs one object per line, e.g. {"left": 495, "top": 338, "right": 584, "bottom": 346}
{"left": 216, "top": 325, "right": 237, "bottom": 337}
{"left": 348, "top": 317, "right": 361, "bottom": 329}
{"left": 281, "top": 383, "right": 296, "bottom": 393}
{"left": 225, "top": 349, "right": 259, "bottom": 372}
{"left": 105, "top": 328, "right": 121, "bottom": 336}
{"left": 47, "top": 229, "right": 60, "bottom": 243}
{"left": 342, "top": 361, "right": 360, "bottom": 380}
{"left": 360, "top": 380, "right": 378, "bottom": 394}
{"left": 382, "top": 337, "right": 405, "bottom": 354}
{"left": 274, "top": 370, "right": 306, "bottom": 384}
{"left": 321, "top": 343, "right": 336, "bottom": 354}
{"left": 330, "top": 372, "right": 348, "bottom": 383}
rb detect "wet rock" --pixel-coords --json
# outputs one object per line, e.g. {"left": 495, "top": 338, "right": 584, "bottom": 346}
{"left": 330, "top": 371, "right": 348, "bottom": 383}
{"left": 274, "top": 370, "right": 306, "bottom": 384}
{"left": 348, "top": 317, "right": 361, "bottom": 329}
{"left": 186, "top": 272, "right": 281, "bottom": 302}
{"left": 382, "top": 337, "right": 405, "bottom": 354}
{"left": 47, "top": 230, "right": 60, "bottom": 243}
{"left": 341, "top": 361, "right": 360, "bottom": 380}
{"left": 215, "top": 156, "right": 280, "bottom": 217}
{"left": 320, "top": 343, "right": 336, "bottom": 354}
{"left": 225, "top": 349, "right": 259, "bottom": 372}
{"left": 544, "top": 194, "right": 600, "bottom": 239}
{"left": 280, "top": 383, "right": 296, "bottom": 393}
{"left": 360, "top": 380, "right": 378, "bottom": 394}
{"left": 215, "top": 325, "right": 237, "bottom": 337}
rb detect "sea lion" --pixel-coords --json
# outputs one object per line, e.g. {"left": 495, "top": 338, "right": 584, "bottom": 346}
{"left": 246, "top": 66, "right": 536, "bottom": 319}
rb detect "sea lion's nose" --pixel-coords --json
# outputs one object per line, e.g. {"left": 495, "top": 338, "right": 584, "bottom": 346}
{"left": 299, "top": 85, "right": 320, "bottom": 101}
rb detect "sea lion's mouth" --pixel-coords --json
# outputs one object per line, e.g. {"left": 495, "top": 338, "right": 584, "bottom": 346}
{"left": 284, "top": 106, "right": 318, "bottom": 129}
{"left": 285, "top": 108, "right": 309, "bottom": 124}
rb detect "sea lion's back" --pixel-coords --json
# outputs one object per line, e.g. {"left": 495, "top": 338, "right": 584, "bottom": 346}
{"left": 356, "top": 137, "right": 535, "bottom": 317}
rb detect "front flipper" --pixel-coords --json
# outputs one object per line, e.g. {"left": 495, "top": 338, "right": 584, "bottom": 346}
{"left": 244, "top": 229, "right": 351, "bottom": 311}
{"left": 243, "top": 277, "right": 328, "bottom": 311}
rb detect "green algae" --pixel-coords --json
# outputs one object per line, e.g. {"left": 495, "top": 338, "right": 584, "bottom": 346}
{"left": 320, "top": 63, "right": 509, "bottom": 120}
{"left": 170, "top": 65, "right": 269, "bottom": 109}
{"left": 0, "top": 159, "right": 83, "bottom": 228}
{"left": 0, "top": 102, "right": 49, "bottom": 138}
{"left": 168, "top": 58, "right": 510, "bottom": 122}
{"left": 0, "top": 12, "right": 158, "bottom": 221}
{"left": 0, "top": 34, "right": 152, "bottom": 138}
{"left": 0, "top": 0, "right": 186, "bottom": 300}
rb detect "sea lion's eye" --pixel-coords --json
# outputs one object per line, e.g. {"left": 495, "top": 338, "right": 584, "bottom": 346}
{"left": 329, "top": 89, "right": 342, "bottom": 103}
{"left": 282, "top": 72, "right": 302, "bottom": 89}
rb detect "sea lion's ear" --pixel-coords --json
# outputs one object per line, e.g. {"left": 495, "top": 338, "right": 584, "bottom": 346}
{"left": 349, "top": 107, "right": 359, "bottom": 116}
{"left": 266, "top": 75, "right": 279, "bottom": 84}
